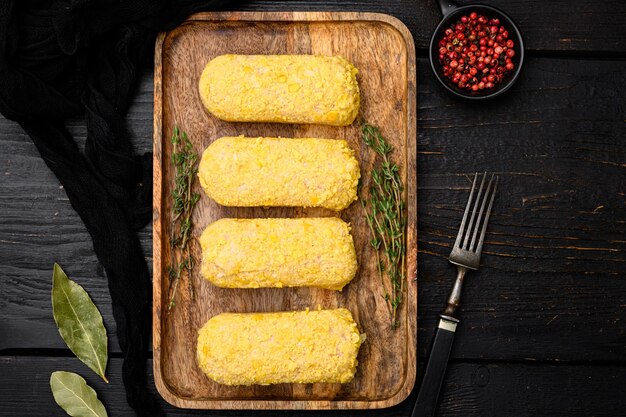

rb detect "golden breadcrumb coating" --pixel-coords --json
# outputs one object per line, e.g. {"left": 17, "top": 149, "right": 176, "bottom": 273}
{"left": 197, "top": 309, "right": 364, "bottom": 385}
{"left": 199, "top": 217, "right": 357, "bottom": 290}
{"left": 199, "top": 54, "right": 360, "bottom": 126}
{"left": 198, "top": 136, "right": 360, "bottom": 211}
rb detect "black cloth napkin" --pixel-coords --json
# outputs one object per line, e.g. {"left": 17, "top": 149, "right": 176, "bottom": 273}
{"left": 0, "top": 1, "right": 228, "bottom": 415}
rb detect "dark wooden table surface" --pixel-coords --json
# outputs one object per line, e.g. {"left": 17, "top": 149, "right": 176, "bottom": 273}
{"left": 1, "top": 1, "right": 625, "bottom": 416}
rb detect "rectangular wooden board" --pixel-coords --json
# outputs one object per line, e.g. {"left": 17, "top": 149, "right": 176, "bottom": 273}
{"left": 153, "top": 11, "right": 417, "bottom": 410}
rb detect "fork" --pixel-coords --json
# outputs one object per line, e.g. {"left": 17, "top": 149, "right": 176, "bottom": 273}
{"left": 413, "top": 173, "right": 498, "bottom": 417}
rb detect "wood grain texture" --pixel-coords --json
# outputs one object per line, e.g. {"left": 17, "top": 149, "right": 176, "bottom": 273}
{"left": 232, "top": 0, "right": 626, "bottom": 54}
{"left": 416, "top": 56, "right": 626, "bottom": 362}
{"left": 152, "top": 12, "right": 417, "bottom": 409}
{"left": 1, "top": 2, "right": 626, "bottom": 416}
{"left": 2, "top": 356, "right": 626, "bottom": 417}
{"left": 0, "top": 115, "right": 152, "bottom": 352}
{"left": 1, "top": 57, "right": 624, "bottom": 363}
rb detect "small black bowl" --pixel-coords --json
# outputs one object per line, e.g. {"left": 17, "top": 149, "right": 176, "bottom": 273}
{"left": 429, "top": 0, "right": 524, "bottom": 100}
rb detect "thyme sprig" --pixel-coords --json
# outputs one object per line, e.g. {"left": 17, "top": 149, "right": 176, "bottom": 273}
{"left": 360, "top": 122, "right": 406, "bottom": 328}
{"left": 168, "top": 126, "right": 200, "bottom": 311}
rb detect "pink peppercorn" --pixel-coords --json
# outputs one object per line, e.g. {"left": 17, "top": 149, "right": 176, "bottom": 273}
{"left": 437, "top": 12, "right": 517, "bottom": 92}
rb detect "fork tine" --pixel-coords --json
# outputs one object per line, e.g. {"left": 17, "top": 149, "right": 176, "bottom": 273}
{"left": 462, "top": 172, "right": 486, "bottom": 250}
{"left": 469, "top": 173, "right": 495, "bottom": 251}
{"left": 453, "top": 173, "right": 478, "bottom": 249}
{"left": 476, "top": 175, "right": 498, "bottom": 255}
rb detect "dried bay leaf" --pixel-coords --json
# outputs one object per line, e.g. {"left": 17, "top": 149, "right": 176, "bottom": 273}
{"left": 50, "top": 371, "right": 108, "bottom": 417}
{"left": 52, "top": 263, "right": 108, "bottom": 382}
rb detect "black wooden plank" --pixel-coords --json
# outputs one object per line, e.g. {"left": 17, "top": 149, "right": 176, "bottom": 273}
{"left": 0, "top": 356, "right": 624, "bottom": 417}
{"left": 232, "top": 0, "right": 626, "bottom": 54}
{"left": 416, "top": 56, "right": 626, "bottom": 361}
{"left": 1, "top": 57, "right": 625, "bottom": 361}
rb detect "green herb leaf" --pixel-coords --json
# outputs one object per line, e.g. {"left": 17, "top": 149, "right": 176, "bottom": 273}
{"left": 168, "top": 126, "right": 200, "bottom": 310}
{"left": 50, "top": 371, "right": 108, "bottom": 417}
{"left": 52, "top": 264, "right": 108, "bottom": 382}
{"left": 360, "top": 122, "right": 406, "bottom": 329}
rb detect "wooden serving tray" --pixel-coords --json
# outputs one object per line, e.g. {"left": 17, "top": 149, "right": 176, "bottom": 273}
{"left": 153, "top": 11, "right": 417, "bottom": 410}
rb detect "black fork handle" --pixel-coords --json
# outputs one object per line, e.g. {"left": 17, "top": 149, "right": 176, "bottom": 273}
{"left": 412, "top": 315, "right": 459, "bottom": 417}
